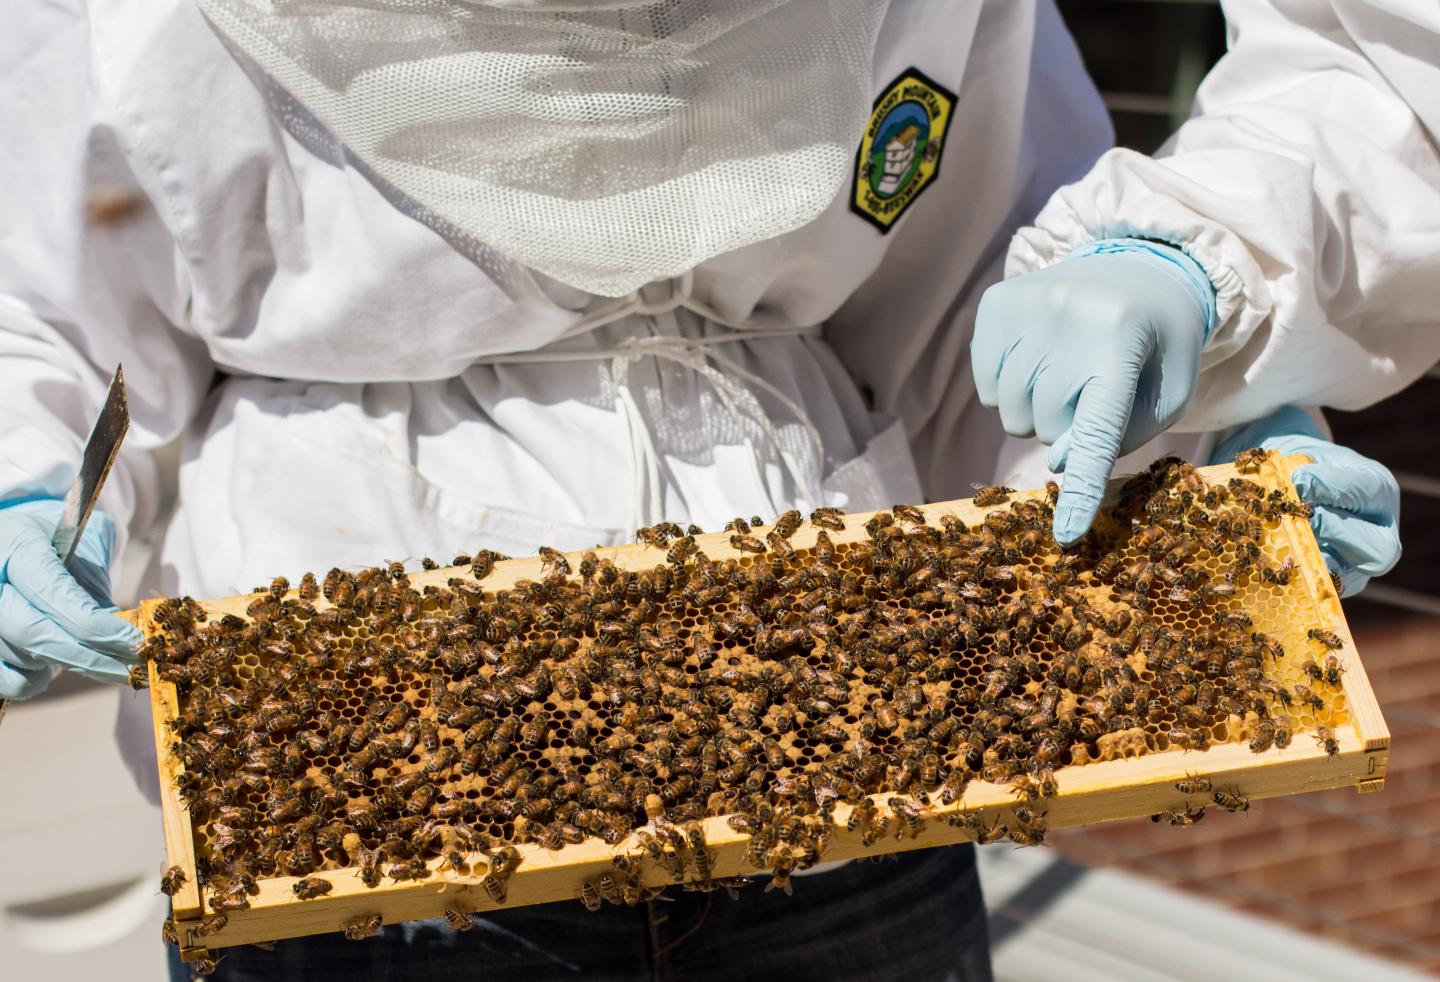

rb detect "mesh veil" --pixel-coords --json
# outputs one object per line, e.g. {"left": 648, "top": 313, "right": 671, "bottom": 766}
{"left": 195, "top": 0, "right": 890, "bottom": 296}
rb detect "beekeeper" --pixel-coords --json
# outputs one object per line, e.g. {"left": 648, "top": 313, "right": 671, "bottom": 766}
{"left": 0, "top": 0, "right": 1430, "bottom": 978}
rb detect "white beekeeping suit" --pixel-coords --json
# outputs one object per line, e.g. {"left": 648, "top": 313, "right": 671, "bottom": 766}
{"left": 828, "top": 0, "right": 1440, "bottom": 491}
{"left": 1006, "top": 0, "right": 1440, "bottom": 433}
{"left": 0, "top": 0, "right": 1437, "bottom": 784}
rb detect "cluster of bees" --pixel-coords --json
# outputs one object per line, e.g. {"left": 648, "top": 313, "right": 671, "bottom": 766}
{"left": 144, "top": 451, "right": 1348, "bottom": 951}
{"left": 575, "top": 798, "right": 756, "bottom": 910}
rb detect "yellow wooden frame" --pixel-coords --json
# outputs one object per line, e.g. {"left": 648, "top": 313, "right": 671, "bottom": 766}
{"left": 128, "top": 454, "right": 1386, "bottom": 959}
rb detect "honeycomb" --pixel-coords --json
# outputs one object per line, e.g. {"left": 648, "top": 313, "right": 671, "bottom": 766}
{"left": 143, "top": 453, "right": 1348, "bottom": 925}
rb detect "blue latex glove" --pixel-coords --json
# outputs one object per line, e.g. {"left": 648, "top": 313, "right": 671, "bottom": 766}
{"left": 0, "top": 498, "right": 142, "bottom": 699}
{"left": 1210, "top": 406, "right": 1401, "bottom": 597}
{"left": 973, "top": 238, "right": 1218, "bottom": 546}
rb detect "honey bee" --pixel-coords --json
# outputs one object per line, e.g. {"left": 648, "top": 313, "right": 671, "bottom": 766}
{"left": 891, "top": 503, "right": 927, "bottom": 526}
{"left": 684, "top": 823, "right": 714, "bottom": 880}
{"left": 887, "top": 796, "right": 924, "bottom": 839}
{"left": 1006, "top": 817, "right": 1045, "bottom": 847}
{"left": 381, "top": 701, "right": 414, "bottom": 733}
{"left": 423, "top": 746, "right": 459, "bottom": 774}
{"left": 636, "top": 525, "right": 671, "bottom": 548}
{"left": 873, "top": 701, "right": 898, "bottom": 732}
{"left": 481, "top": 874, "right": 508, "bottom": 904}
{"left": 1248, "top": 719, "right": 1276, "bottom": 754}
{"left": 441, "top": 905, "right": 474, "bottom": 931}
{"left": 1261, "top": 558, "right": 1296, "bottom": 585}
{"left": 1313, "top": 726, "right": 1340, "bottom": 757}
{"left": 343, "top": 913, "right": 383, "bottom": 940}
{"left": 489, "top": 846, "right": 522, "bottom": 881}
{"left": 1011, "top": 802, "right": 1046, "bottom": 829}
{"left": 1174, "top": 773, "right": 1211, "bottom": 795}
{"left": 1213, "top": 789, "right": 1249, "bottom": 813}
{"left": 288, "top": 832, "right": 318, "bottom": 873}
{"left": 196, "top": 913, "right": 229, "bottom": 937}
{"left": 729, "top": 533, "right": 766, "bottom": 554}
{"left": 770, "top": 509, "right": 802, "bottom": 540}
{"left": 388, "top": 858, "right": 430, "bottom": 882}
{"left": 971, "top": 484, "right": 1014, "bottom": 507}
{"left": 666, "top": 536, "right": 702, "bottom": 566}
{"left": 1151, "top": 805, "right": 1205, "bottom": 827}
{"left": 1169, "top": 726, "right": 1211, "bottom": 753}
{"left": 1212, "top": 609, "right": 1252, "bottom": 629}
{"left": 847, "top": 797, "right": 877, "bottom": 834}
{"left": 765, "top": 533, "right": 797, "bottom": 561}
{"left": 594, "top": 871, "right": 625, "bottom": 905}
{"left": 538, "top": 547, "right": 571, "bottom": 575}
{"left": 1233, "top": 447, "right": 1266, "bottom": 472}
{"left": 1276, "top": 498, "right": 1314, "bottom": 520}
{"left": 809, "top": 507, "right": 846, "bottom": 531}
{"left": 292, "top": 876, "right": 333, "bottom": 900}
{"left": 191, "top": 953, "right": 224, "bottom": 977}
{"left": 161, "top": 917, "right": 178, "bottom": 947}
{"left": 1005, "top": 772, "right": 1041, "bottom": 802}
{"left": 861, "top": 813, "right": 891, "bottom": 847}
{"left": 972, "top": 817, "right": 1010, "bottom": 845}
{"left": 765, "top": 847, "right": 795, "bottom": 896}
{"left": 938, "top": 768, "right": 972, "bottom": 806}
{"left": 128, "top": 656, "right": 171, "bottom": 695}
{"left": 207, "top": 890, "right": 251, "bottom": 914}
{"left": 1307, "top": 628, "right": 1343, "bottom": 650}
{"left": 160, "top": 865, "right": 187, "bottom": 896}
{"left": 356, "top": 847, "right": 383, "bottom": 888}
{"left": 1323, "top": 654, "right": 1345, "bottom": 686}
{"left": 579, "top": 879, "right": 603, "bottom": 912}
{"left": 812, "top": 530, "right": 835, "bottom": 564}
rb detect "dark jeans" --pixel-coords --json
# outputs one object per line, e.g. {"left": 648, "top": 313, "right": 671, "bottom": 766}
{"left": 168, "top": 846, "right": 992, "bottom": 982}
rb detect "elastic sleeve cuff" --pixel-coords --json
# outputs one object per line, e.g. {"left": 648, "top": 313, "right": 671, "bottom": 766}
{"left": 1067, "top": 237, "right": 1220, "bottom": 342}
{"left": 0, "top": 494, "right": 65, "bottom": 510}
{"left": 1004, "top": 149, "right": 1256, "bottom": 352}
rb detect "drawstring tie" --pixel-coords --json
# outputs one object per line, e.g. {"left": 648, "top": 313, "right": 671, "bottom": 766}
{"left": 473, "top": 271, "right": 825, "bottom": 531}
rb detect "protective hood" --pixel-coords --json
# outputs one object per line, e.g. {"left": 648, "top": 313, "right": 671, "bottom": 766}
{"left": 195, "top": 0, "right": 890, "bottom": 296}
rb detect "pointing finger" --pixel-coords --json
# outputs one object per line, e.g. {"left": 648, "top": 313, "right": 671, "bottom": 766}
{"left": 1052, "top": 372, "right": 1138, "bottom": 546}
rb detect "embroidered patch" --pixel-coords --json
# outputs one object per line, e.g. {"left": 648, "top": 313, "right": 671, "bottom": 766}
{"left": 851, "top": 68, "right": 956, "bottom": 233}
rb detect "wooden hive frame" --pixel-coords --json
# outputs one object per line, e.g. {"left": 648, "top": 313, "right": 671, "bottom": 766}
{"left": 130, "top": 454, "right": 1388, "bottom": 962}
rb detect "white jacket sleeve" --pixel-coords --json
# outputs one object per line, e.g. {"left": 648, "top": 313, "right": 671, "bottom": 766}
{"left": 0, "top": 0, "right": 213, "bottom": 550}
{"left": 1007, "top": 0, "right": 1440, "bottom": 431}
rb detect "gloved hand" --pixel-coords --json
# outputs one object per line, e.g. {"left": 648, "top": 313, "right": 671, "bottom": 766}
{"left": 1211, "top": 406, "right": 1401, "bottom": 597}
{"left": 973, "top": 238, "right": 1218, "bottom": 546}
{"left": 0, "top": 498, "right": 141, "bottom": 699}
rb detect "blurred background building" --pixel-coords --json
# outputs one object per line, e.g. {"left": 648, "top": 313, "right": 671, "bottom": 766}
{"left": 3, "top": 2, "right": 1437, "bottom": 980}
